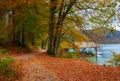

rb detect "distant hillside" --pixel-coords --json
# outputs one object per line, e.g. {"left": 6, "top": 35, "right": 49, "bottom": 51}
{"left": 104, "top": 30, "right": 120, "bottom": 43}
{"left": 83, "top": 28, "right": 120, "bottom": 44}
{"left": 106, "top": 30, "right": 120, "bottom": 39}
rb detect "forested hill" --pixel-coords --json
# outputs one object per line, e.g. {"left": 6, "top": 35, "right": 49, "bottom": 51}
{"left": 106, "top": 30, "right": 120, "bottom": 39}
{"left": 84, "top": 29, "right": 120, "bottom": 44}
{"left": 104, "top": 30, "right": 120, "bottom": 44}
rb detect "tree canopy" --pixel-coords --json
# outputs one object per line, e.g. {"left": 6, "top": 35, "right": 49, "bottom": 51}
{"left": 0, "top": 0, "right": 119, "bottom": 56}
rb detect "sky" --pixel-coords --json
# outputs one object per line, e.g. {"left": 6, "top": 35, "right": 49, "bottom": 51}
{"left": 112, "top": 2, "right": 120, "bottom": 30}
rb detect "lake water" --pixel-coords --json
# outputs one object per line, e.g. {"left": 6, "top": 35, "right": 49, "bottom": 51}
{"left": 87, "top": 44, "right": 120, "bottom": 66}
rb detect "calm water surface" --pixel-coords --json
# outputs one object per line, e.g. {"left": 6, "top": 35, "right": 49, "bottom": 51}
{"left": 87, "top": 44, "right": 120, "bottom": 65}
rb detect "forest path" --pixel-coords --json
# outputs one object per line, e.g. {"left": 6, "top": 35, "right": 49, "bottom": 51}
{"left": 13, "top": 50, "right": 45, "bottom": 60}
{"left": 13, "top": 49, "right": 62, "bottom": 81}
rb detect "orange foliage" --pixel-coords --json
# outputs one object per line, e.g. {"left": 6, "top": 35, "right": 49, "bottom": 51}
{"left": 0, "top": 0, "right": 34, "bottom": 8}
{"left": 36, "top": 54, "right": 120, "bottom": 81}
{"left": 9, "top": 48, "right": 120, "bottom": 81}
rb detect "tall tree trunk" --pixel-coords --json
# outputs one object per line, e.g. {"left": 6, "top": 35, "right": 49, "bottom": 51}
{"left": 48, "top": 0, "right": 76, "bottom": 56}
{"left": 3, "top": 10, "right": 13, "bottom": 45}
{"left": 48, "top": 0, "right": 58, "bottom": 56}
{"left": 3, "top": 11, "right": 9, "bottom": 45}
{"left": 4, "top": 12, "right": 9, "bottom": 35}
{"left": 8, "top": 13, "right": 13, "bottom": 42}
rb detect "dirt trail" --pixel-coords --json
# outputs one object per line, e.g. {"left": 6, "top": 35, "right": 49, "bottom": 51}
{"left": 11, "top": 49, "right": 120, "bottom": 81}
{"left": 13, "top": 50, "right": 46, "bottom": 60}
{"left": 13, "top": 50, "right": 62, "bottom": 81}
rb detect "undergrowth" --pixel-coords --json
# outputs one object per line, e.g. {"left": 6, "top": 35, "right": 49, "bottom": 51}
{"left": 110, "top": 52, "right": 120, "bottom": 66}
{"left": 59, "top": 52, "right": 80, "bottom": 58}
{"left": 0, "top": 49, "right": 19, "bottom": 81}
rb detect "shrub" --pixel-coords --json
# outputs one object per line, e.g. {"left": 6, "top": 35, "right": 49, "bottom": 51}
{"left": 0, "top": 49, "right": 19, "bottom": 81}
{"left": 0, "top": 35, "right": 7, "bottom": 45}
{"left": 60, "top": 52, "right": 80, "bottom": 58}
{"left": 110, "top": 52, "right": 120, "bottom": 65}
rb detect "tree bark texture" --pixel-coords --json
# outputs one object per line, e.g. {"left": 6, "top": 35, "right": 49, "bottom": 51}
{"left": 48, "top": 0, "right": 76, "bottom": 56}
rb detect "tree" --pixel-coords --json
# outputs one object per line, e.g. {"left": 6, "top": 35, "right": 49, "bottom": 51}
{"left": 82, "top": 0, "right": 120, "bottom": 43}
{"left": 0, "top": 0, "right": 49, "bottom": 48}
{"left": 0, "top": 0, "right": 119, "bottom": 56}
{"left": 48, "top": 0, "right": 78, "bottom": 56}
{"left": 48, "top": 0, "right": 119, "bottom": 56}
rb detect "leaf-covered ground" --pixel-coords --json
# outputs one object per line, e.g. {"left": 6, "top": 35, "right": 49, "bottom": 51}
{"left": 11, "top": 49, "right": 120, "bottom": 81}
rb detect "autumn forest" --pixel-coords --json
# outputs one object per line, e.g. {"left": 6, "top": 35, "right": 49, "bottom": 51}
{"left": 0, "top": 0, "right": 120, "bottom": 81}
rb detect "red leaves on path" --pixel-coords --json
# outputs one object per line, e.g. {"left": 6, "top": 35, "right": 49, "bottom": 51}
{"left": 11, "top": 49, "right": 120, "bottom": 81}
{"left": 36, "top": 54, "right": 120, "bottom": 81}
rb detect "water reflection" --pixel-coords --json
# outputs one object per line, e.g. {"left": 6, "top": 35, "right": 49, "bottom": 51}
{"left": 69, "top": 44, "right": 120, "bottom": 66}
{"left": 86, "top": 44, "right": 120, "bottom": 66}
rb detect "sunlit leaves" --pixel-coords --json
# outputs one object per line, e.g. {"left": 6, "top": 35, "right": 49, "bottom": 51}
{"left": 34, "top": 0, "right": 49, "bottom": 17}
{"left": 110, "top": 27, "right": 116, "bottom": 33}
{"left": 60, "top": 41, "right": 70, "bottom": 49}
{"left": 117, "top": 0, "right": 120, "bottom": 2}
{"left": 76, "top": 0, "right": 118, "bottom": 32}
